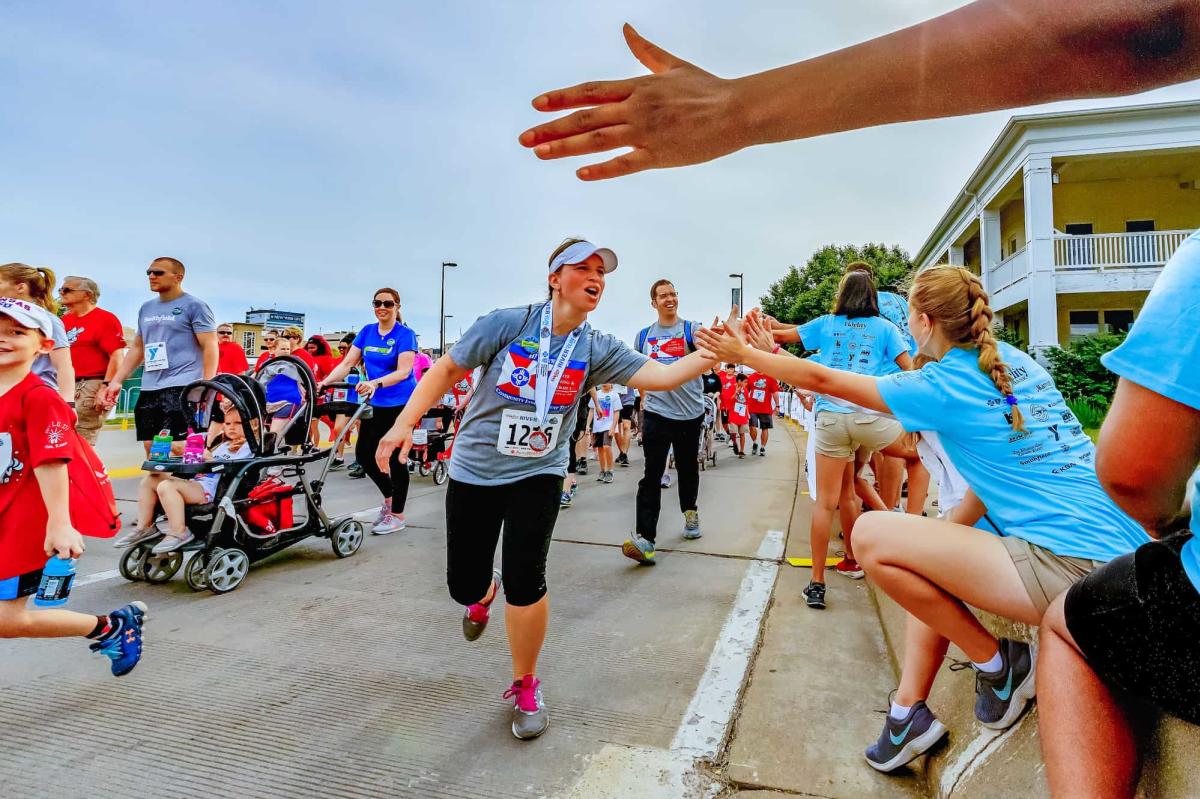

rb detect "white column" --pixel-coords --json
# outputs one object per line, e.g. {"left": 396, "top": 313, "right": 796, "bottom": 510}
{"left": 948, "top": 245, "right": 965, "bottom": 266}
{"left": 980, "top": 209, "right": 1001, "bottom": 296}
{"left": 1023, "top": 156, "right": 1058, "bottom": 356}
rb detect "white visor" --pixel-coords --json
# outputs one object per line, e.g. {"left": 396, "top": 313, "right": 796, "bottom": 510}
{"left": 549, "top": 241, "right": 617, "bottom": 274}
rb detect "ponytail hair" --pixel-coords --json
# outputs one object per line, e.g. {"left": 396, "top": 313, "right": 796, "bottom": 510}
{"left": 0, "top": 262, "right": 59, "bottom": 315}
{"left": 909, "top": 265, "right": 1024, "bottom": 431}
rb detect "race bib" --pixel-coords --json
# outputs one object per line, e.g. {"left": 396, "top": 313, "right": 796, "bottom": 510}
{"left": 751, "top": 389, "right": 766, "bottom": 402}
{"left": 145, "top": 342, "right": 169, "bottom": 372}
{"left": 411, "top": 429, "right": 429, "bottom": 446}
{"left": 497, "top": 408, "right": 562, "bottom": 458}
{"left": 734, "top": 402, "right": 747, "bottom": 416}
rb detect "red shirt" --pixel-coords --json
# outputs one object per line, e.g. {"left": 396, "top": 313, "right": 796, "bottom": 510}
{"left": 0, "top": 373, "right": 76, "bottom": 579}
{"left": 718, "top": 371, "right": 737, "bottom": 409}
{"left": 63, "top": 307, "right": 125, "bottom": 380}
{"left": 216, "top": 341, "right": 249, "bottom": 375}
{"left": 255, "top": 348, "right": 316, "bottom": 375}
{"left": 728, "top": 384, "right": 750, "bottom": 426}
{"left": 450, "top": 371, "right": 474, "bottom": 408}
{"left": 745, "top": 373, "right": 778, "bottom": 415}
{"left": 310, "top": 354, "right": 335, "bottom": 382}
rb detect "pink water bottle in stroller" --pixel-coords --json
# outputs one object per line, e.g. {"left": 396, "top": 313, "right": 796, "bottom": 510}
{"left": 183, "top": 428, "right": 206, "bottom": 464}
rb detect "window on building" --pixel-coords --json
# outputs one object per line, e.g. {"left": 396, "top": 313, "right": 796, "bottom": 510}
{"left": 1064, "top": 223, "right": 1094, "bottom": 235}
{"left": 242, "top": 331, "right": 256, "bottom": 356}
{"left": 1105, "top": 310, "right": 1135, "bottom": 335}
{"left": 1069, "top": 310, "right": 1100, "bottom": 339}
{"left": 1125, "top": 220, "right": 1155, "bottom": 233}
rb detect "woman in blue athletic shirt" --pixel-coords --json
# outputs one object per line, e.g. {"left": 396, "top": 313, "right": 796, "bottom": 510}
{"left": 696, "top": 265, "right": 1148, "bottom": 775}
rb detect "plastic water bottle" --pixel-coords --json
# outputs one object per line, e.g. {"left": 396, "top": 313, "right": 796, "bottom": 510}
{"left": 183, "top": 428, "right": 206, "bottom": 464}
{"left": 149, "top": 428, "right": 173, "bottom": 462}
{"left": 34, "top": 556, "right": 77, "bottom": 608}
{"left": 347, "top": 373, "right": 361, "bottom": 404}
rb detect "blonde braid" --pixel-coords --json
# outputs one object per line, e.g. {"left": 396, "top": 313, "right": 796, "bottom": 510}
{"left": 961, "top": 270, "right": 1024, "bottom": 431}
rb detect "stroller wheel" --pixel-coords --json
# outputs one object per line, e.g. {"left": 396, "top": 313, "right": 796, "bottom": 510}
{"left": 206, "top": 547, "right": 250, "bottom": 594}
{"left": 331, "top": 519, "right": 365, "bottom": 558}
{"left": 699, "top": 457, "right": 707, "bottom": 472}
{"left": 418, "top": 462, "right": 432, "bottom": 478}
{"left": 143, "top": 550, "right": 184, "bottom": 584}
{"left": 184, "top": 552, "right": 209, "bottom": 592}
{"left": 432, "top": 461, "right": 448, "bottom": 486}
{"left": 119, "top": 543, "right": 151, "bottom": 582}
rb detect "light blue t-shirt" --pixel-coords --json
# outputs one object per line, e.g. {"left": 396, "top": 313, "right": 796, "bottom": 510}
{"left": 352, "top": 322, "right": 418, "bottom": 407}
{"left": 797, "top": 314, "right": 908, "bottom": 414}
{"left": 878, "top": 343, "right": 1148, "bottom": 562}
{"left": 878, "top": 290, "right": 919, "bottom": 357}
{"left": 1101, "top": 229, "right": 1200, "bottom": 588}
{"left": 137, "top": 293, "right": 217, "bottom": 391}
{"left": 449, "top": 304, "right": 648, "bottom": 485}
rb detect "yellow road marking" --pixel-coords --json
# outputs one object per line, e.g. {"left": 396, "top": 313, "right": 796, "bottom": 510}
{"left": 786, "top": 557, "right": 842, "bottom": 567}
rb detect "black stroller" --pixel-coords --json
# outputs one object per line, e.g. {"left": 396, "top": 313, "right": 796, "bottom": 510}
{"left": 119, "top": 357, "right": 371, "bottom": 594}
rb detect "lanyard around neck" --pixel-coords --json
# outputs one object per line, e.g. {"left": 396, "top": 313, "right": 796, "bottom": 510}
{"left": 534, "top": 301, "right": 584, "bottom": 429}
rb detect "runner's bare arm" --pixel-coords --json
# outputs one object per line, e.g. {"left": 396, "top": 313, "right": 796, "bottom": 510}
{"left": 947, "top": 489, "right": 988, "bottom": 527}
{"left": 1097, "top": 378, "right": 1200, "bottom": 537}
{"left": 102, "top": 336, "right": 145, "bottom": 405}
{"left": 49, "top": 348, "right": 75, "bottom": 404}
{"left": 319, "top": 346, "right": 363, "bottom": 387}
{"left": 520, "top": 1, "right": 1200, "bottom": 180}
{"left": 376, "top": 355, "right": 470, "bottom": 471}
{"left": 197, "top": 331, "right": 219, "bottom": 380}
{"left": 359, "top": 351, "right": 416, "bottom": 398}
{"left": 695, "top": 325, "right": 890, "bottom": 415}
{"left": 36, "top": 462, "right": 85, "bottom": 559}
{"left": 626, "top": 350, "right": 715, "bottom": 392}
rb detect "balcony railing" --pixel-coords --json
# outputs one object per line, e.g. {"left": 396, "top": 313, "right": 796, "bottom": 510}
{"left": 1054, "top": 230, "right": 1193, "bottom": 271}
{"left": 989, "top": 245, "right": 1028, "bottom": 293}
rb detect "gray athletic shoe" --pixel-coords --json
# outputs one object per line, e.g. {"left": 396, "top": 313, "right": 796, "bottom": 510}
{"left": 865, "top": 700, "right": 948, "bottom": 773}
{"left": 373, "top": 512, "right": 406, "bottom": 535}
{"left": 973, "top": 638, "right": 1037, "bottom": 729}
{"left": 621, "top": 534, "right": 656, "bottom": 565}
{"left": 113, "top": 526, "right": 159, "bottom": 549}
{"left": 462, "top": 569, "right": 502, "bottom": 641}
{"left": 504, "top": 676, "right": 549, "bottom": 740}
{"left": 602, "top": 471, "right": 614, "bottom": 484}
{"left": 683, "top": 509, "right": 702, "bottom": 539}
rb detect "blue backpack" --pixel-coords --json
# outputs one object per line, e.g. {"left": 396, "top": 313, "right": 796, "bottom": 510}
{"left": 636, "top": 321, "right": 696, "bottom": 357}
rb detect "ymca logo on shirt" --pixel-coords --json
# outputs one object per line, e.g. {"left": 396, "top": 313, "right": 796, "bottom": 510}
{"left": 494, "top": 341, "right": 586, "bottom": 411}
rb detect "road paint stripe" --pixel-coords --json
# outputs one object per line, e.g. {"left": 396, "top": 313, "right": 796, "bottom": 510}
{"left": 670, "top": 529, "right": 783, "bottom": 760}
{"left": 108, "top": 467, "right": 146, "bottom": 479}
{"left": 939, "top": 714, "right": 1028, "bottom": 796}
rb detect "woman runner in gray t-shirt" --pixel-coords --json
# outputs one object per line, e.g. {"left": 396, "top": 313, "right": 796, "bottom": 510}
{"left": 374, "top": 237, "right": 715, "bottom": 741}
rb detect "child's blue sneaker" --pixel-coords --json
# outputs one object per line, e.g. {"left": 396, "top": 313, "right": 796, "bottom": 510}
{"left": 89, "top": 601, "right": 148, "bottom": 677}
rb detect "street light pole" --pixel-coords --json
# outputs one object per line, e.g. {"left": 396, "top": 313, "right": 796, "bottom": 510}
{"left": 729, "top": 273, "right": 745, "bottom": 317}
{"left": 440, "top": 261, "right": 457, "bottom": 356}
{"left": 442, "top": 315, "right": 454, "bottom": 349}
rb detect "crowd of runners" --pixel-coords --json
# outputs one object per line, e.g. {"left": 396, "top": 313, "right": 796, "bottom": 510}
{"left": 5, "top": 3, "right": 1200, "bottom": 797}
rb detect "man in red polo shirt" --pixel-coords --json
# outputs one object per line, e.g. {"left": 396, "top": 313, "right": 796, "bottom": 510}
{"left": 215, "top": 323, "right": 249, "bottom": 375}
{"left": 60, "top": 276, "right": 126, "bottom": 445}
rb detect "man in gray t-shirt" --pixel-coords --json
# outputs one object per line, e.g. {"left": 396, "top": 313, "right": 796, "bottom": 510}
{"left": 448, "top": 304, "right": 647, "bottom": 486}
{"left": 103, "top": 257, "right": 218, "bottom": 452}
{"left": 632, "top": 279, "right": 706, "bottom": 545}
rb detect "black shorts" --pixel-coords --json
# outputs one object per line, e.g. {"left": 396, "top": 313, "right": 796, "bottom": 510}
{"left": 591, "top": 431, "right": 612, "bottom": 447}
{"left": 748, "top": 412, "right": 773, "bottom": 430}
{"left": 619, "top": 406, "right": 634, "bottom": 422}
{"left": 0, "top": 569, "right": 42, "bottom": 601}
{"left": 720, "top": 410, "right": 730, "bottom": 424}
{"left": 1065, "top": 532, "right": 1200, "bottom": 725}
{"left": 135, "top": 386, "right": 190, "bottom": 441}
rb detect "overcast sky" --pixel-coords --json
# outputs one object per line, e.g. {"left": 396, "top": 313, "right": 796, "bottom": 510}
{"left": 4, "top": 1, "right": 1198, "bottom": 346}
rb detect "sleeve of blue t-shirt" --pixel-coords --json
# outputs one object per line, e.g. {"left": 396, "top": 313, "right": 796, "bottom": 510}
{"left": 876, "top": 365, "right": 951, "bottom": 433}
{"left": 189, "top": 298, "right": 217, "bottom": 334}
{"left": 351, "top": 324, "right": 370, "bottom": 352}
{"left": 449, "top": 306, "right": 533, "bottom": 371}
{"left": 395, "top": 324, "right": 418, "bottom": 357}
{"left": 796, "top": 316, "right": 826, "bottom": 351}
{"left": 1101, "top": 232, "right": 1200, "bottom": 411}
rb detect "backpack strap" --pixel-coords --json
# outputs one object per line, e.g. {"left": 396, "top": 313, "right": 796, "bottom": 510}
{"left": 683, "top": 320, "right": 695, "bottom": 353}
{"left": 636, "top": 326, "right": 650, "bottom": 355}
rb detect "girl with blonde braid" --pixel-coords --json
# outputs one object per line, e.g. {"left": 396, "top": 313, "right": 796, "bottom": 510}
{"left": 0, "top": 263, "right": 74, "bottom": 403}
{"left": 697, "top": 265, "right": 1148, "bottom": 774}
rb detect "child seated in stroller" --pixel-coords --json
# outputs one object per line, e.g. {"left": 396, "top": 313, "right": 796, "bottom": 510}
{"left": 264, "top": 338, "right": 306, "bottom": 439}
{"left": 115, "top": 402, "right": 254, "bottom": 554}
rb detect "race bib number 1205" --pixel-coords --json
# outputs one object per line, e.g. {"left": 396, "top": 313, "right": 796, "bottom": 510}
{"left": 496, "top": 409, "right": 563, "bottom": 458}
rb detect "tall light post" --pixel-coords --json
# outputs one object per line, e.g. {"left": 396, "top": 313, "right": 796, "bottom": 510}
{"left": 440, "top": 261, "right": 457, "bottom": 356}
{"left": 442, "top": 315, "right": 454, "bottom": 350}
{"left": 729, "top": 272, "right": 745, "bottom": 317}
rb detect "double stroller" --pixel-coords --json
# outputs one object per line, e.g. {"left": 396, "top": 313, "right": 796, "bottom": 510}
{"left": 119, "top": 356, "right": 371, "bottom": 595}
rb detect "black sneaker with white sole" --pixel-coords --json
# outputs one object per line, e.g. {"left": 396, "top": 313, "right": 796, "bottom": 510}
{"left": 973, "top": 638, "right": 1037, "bottom": 729}
{"left": 865, "top": 700, "right": 948, "bottom": 772}
{"left": 803, "top": 581, "right": 826, "bottom": 609}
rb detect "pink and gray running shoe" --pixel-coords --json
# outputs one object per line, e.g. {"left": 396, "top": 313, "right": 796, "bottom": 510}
{"left": 503, "top": 674, "right": 549, "bottom": 740}
{"left": 462, "top": 569, "right": 502, "bottom": 641}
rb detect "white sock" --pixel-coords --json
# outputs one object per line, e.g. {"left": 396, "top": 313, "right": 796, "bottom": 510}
{"left": 889, "top": 700, "right": 913, "bottom": 720}
{"left": 974, "top": 649, "right": 1004, "bottom": 674}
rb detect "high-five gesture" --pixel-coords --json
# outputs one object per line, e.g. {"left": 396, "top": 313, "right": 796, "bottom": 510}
{"left": 518, "top": 24, "right": 747, "bottom": 181}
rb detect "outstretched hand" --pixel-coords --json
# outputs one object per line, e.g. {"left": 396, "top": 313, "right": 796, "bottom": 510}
{"left": 519, "top": 24, "right": 747, "bottom": 181}
{"left": 695, "top": 308, "right": 751, "bottom": 364}
{"left": 742, "top": 310, "right": 776, "bottom": 353}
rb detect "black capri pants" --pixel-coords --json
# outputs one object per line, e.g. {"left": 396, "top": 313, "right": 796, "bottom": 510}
{"left": 354, "top": 403, "right": 410, "bottom": 513}
{"left": 446, "top": 474, "right": 562, "bottom": 607}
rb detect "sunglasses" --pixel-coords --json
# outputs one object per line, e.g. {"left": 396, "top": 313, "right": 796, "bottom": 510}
{"left": 264, "top": 337, "right": 277, "bottom": 343}
{"left": 372, "top": 299, "right": 396, "bottom": 309}
{"left": 58, "top": 287, "right": 82, "bottom": 295}
{"left": 146, "top": 269, "right": 170, "bottom": 277}
{"left": 218, "top": 330, "right": 234, "bottom": 336}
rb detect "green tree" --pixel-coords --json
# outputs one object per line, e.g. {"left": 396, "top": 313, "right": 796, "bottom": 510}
{"left": 760, "top": 243, "right": 915, "bottom": 326}
{"left": 1043, "top": 333, "right": 1126, "bottom": 409}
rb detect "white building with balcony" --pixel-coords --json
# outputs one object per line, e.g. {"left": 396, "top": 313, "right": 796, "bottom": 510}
{"left": 914, "top": 100, "right": 1200, "bottom": 351}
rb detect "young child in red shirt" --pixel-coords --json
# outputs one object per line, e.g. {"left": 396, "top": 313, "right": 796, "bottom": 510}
{"left": 0, "top": 297, "right": 147, "bottom": 676}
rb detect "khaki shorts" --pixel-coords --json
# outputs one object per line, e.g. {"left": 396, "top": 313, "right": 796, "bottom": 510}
{"left": 74, "top": 379, "right": 106, "bottom": 445}
{"left": 1001, "top": 536, "right": 1101, "bottom": 615}
{"left": 813, "top": 411, "right": 902, "bottom": 460}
